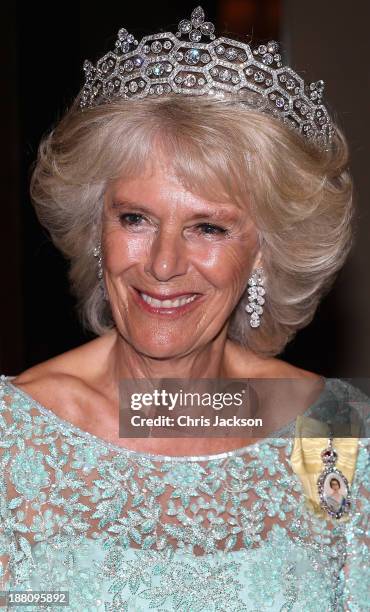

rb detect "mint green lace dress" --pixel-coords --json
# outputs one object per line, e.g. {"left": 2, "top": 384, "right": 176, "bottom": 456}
{"left": 0, "top": 375, "right": 368, "bottom": 611}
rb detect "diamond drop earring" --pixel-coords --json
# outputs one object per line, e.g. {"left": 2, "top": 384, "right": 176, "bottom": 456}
{"left": 245, "top": 267, "right": 265, "bottom": 328}
{"left": 93, "top": 243, "right": 109, "bottom": 301}
{"left": 93, "top": 243, "right": 103, "bottom": 279}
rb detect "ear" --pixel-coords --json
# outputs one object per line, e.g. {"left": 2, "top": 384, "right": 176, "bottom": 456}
{"left": 242, "top": 248, "right": 263, "bottom": 293}
{"left": 252, "top": 247, "right": 263, "bottom": 271}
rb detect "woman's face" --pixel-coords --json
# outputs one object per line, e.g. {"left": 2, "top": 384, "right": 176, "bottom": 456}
{"left": 330, "top": 480, "right": 340, "bottom": 492}
{"left": 102, "top": 155, "right": 261, "bottom": 359}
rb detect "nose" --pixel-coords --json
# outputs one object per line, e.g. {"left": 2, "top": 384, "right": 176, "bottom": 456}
{"left": 144, "top": 228, "right": 188, "bottom": 281}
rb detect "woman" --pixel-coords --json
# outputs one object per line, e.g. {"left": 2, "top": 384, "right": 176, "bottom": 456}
{"left": 0, "top": 7, "right": 368, "bottom": 611}
{"left": 325, "top": 478, "right": 346, "bottom": 513}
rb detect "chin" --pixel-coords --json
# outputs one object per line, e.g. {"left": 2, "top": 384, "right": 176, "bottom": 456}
{"left": 134, "top": 342, "right": 189, "bottom": 360}
{"left": 122, "top": 329, "right": 189, "bottom": 359}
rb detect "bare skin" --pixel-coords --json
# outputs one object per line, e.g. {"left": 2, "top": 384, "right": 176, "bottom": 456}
{"left": 11, "top": 153, "right": 324, "bottom": 456}
{"left": 11, "top": 331, "right": 323, "bottom": 456}
{"left": 328, "top": 480, "right": 343, "bottom": 503}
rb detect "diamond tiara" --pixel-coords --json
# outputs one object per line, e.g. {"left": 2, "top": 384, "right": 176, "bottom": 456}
{"left": 80, "top": 6, "right": 333, "bottom": 149}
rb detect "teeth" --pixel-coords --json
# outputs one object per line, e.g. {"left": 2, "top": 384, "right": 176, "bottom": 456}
{"left": 140, "top": 292, "right": 198, "bottom": 308}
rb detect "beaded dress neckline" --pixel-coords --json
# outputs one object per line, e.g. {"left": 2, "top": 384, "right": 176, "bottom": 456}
{"left": 3, "top": 374, "right": 330, "bottom": 462}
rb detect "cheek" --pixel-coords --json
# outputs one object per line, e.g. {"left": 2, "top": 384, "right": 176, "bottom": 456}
{"left": 194, "top": 242, "right": 253, "bottom": 288}
{"left": 103, "top": 232, "right": 150, "bottom": 274}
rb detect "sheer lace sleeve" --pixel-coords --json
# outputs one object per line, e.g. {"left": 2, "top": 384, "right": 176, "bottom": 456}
{"left": 339, "top": 437, "right": 370, "bottom": 611}
{"left": 0, "top": 382, "right": 14, "bottom": 596}
{"left": 336, "top": 381, "right": 370, "bottom": 611}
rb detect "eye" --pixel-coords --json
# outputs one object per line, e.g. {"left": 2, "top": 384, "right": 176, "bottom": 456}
{"left": 119, "top": 213, "right": 145, "bottom": 226}
{"left": 196, "top": 223, "right": 228, "bottom": 236}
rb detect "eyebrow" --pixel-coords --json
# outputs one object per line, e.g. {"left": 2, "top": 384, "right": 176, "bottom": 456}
{"left": 111, "top": 199, "right": 241, "bottom": 221}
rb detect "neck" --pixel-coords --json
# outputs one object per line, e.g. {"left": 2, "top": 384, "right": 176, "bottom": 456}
{"left": 110, "top": 327, "right": 234, "bottom": 381}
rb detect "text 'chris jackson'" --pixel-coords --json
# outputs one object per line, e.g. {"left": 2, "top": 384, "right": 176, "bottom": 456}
{"left": 130, "top": 414, "right": 263, "bottom": 428}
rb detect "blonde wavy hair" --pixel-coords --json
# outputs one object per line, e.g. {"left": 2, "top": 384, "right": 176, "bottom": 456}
{"left": 30, "top": 93, "right": 353, "bottom": 357}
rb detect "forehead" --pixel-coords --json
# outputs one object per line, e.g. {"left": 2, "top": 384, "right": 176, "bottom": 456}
{"left": 107, "top": 155, "right": 248, "bottom": 218}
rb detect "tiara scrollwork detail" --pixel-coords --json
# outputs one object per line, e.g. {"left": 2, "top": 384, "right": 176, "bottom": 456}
{"left": 79, "top": 6, "right": 333, "bottom": 149}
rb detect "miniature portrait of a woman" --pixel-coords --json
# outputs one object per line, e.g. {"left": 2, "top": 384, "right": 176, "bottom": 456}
{"left": 324, "top": 477, "right": 346, "bottom": 514}
{"left": 0, "top": 4, "right": 369, "bottom": 611}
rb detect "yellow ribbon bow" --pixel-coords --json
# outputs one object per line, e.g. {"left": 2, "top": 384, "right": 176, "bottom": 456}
{"left": 290, "top": 415, "right": 360, "bottom": 521}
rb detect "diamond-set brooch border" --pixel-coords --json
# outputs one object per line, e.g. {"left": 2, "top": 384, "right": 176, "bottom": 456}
{"left": 317, "top": 434, "right": 352, "bottom": 520}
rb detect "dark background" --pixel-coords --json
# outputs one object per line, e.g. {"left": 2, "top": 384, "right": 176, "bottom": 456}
{"left": 1, "top": 0, "right": 369, "bottom": 378}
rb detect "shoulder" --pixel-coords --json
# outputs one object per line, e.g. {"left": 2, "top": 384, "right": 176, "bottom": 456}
{"left": 12, "top": 330, "right": 116, "bottom": 384}
{"left": 9, "top": 372, "right": 88, "bottom": 418}
{"left": 262, "top": 358, "right": 322, "bottom": 380}
{"left": 224, "top": 344, "right": 328, "bottom": 419}
{"left": 225, "top": 342, "right": 322, "bottom": 381}
{"left": 7, "top": 331, "right": 116, "bottom": 422}
{"left": 0, "top": 371, "right": 91, "bottom": 438}
{"left": 334, "top": 379, "right": 370, "bottom": 438}
{"left": 331, "top": 378, "right": 370, "bottom": 403}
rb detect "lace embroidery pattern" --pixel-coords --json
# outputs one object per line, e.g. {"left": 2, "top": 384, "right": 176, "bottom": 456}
{"left": 0, "top": 375, "right": 368, "bottom": 611}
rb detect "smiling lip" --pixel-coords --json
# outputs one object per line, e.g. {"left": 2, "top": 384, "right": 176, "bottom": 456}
{"left": 132, "top": 287, "right": 204, "bottom": 317}
{"left": 134, "top": 288, "right": 201, "bottom": 300}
